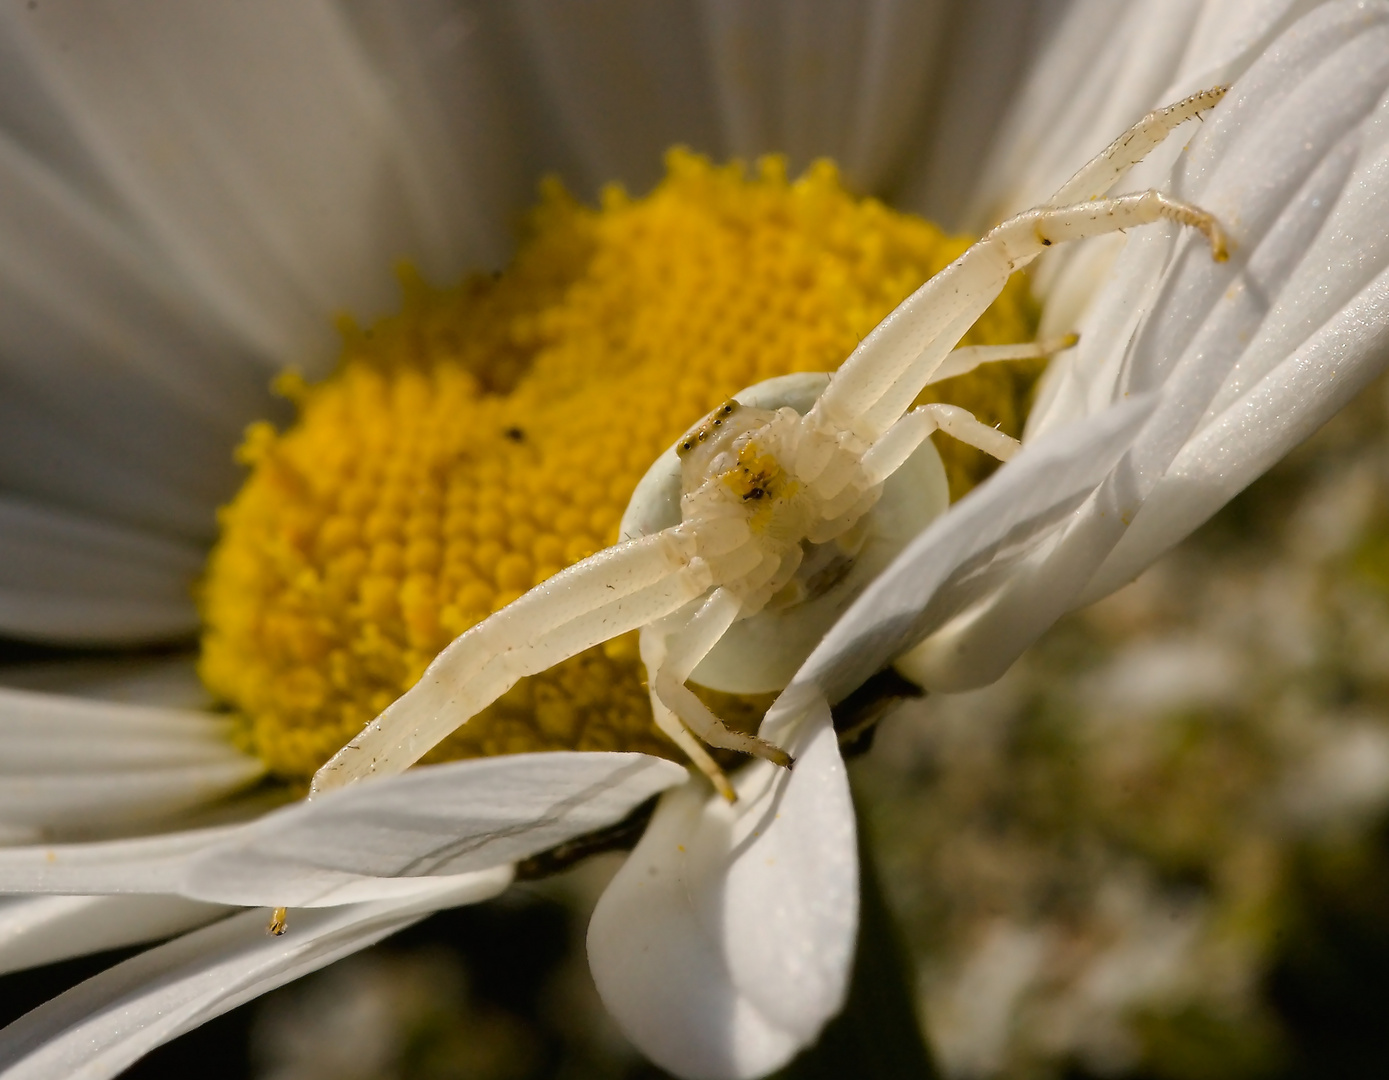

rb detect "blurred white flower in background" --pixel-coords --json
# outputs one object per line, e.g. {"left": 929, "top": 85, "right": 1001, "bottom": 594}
{"left": 0, "top": 1, "right": 1386, "bottom": 1079}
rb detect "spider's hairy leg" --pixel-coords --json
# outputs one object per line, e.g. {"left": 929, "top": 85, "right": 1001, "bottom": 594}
{"left": 851, "top": 187, "right": 1227, "bottom": 440}
{"left": 862, "top": 403, "right": 1021, "bottom": 488}
{"left": 807, "top": 247, "right": 1017, "bottom": 446}
{"left": 643, "top": 588, "right": 794, "bottom": 801}
{"left": 309, "top": 527, "right": 716, "bottom": 796}
{"left": 1049, "top": 85, "right": 1227, "bottom": 206}
{"left": 809, "top": 86, "right": 1229, "bottom": 445}
{"left": 1009, "top": 189, "right": 1229, "bottom": 260}
{"left": 925, "top": 334, "right": 1079, "bottom": 385}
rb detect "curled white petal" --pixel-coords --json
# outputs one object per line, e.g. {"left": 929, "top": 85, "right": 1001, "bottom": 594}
{"left": 969, "top": 0, "right": 1322, "bottom": 228}
{"left": 589, "top": 699, "right": 855, "bottom": 1080}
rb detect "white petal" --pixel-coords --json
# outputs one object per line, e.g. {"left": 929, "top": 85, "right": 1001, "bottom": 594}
{"left": 0, "top": 686, "right": 237, "bottom": 744}
{"left": 0, "top": 894, "right": 228, "bottom": 977}
{"left": 891, "top": 2, "right": 1389, "bottom": 687}
{"left": 514, "top": 0, "right": 963, "bottom": 198}
{"left": 700, "top": 0, "right": 951, "bottom": 193}
{"left": 0, "top": 751, "right": 681, "bottom": 905}
{"left": 180, "top": 751, "right": 687, "bottom": 906}
{"left": 0, "top": 687, "right": 264, "bottom": 840}
{"left": 0, "top": 654, "right": 208, "bottom": 711}
{"left": 1071, "top": 0, "right": 1389, "bottom": 597}
{"left": 0, "top": 134, "right": 277, "bottom": 542}
{"left": 0, "top": 765, "right": 268, "bottom": 844}
{"left": 0, "top": 497, "right": 200, "bottom": 644}
{"left": 588, "top": 699, "right": 856, "bottom": 1080}
{"left": 318, "top": 0, "right": 537, "bottom": 277}
{"left": 0, "top": 872, "right": 511, "bottom": 1080}
{"left": 901, "top": 0, "right": 1074, "bottom": 226}
{"left": 0, "top": 827, "right": 243, "bottom": 894}
{"left": 512, "top": 0, "right": 722, "bottom": 194}
{"left": 964, "top": 0, "right": 1319, "bottom": 229}
{"left": 787, "top": 393, "right": 1157, "bottom": 700}
{"left": 0, "top": 0, "right": 506, "bottom": 368}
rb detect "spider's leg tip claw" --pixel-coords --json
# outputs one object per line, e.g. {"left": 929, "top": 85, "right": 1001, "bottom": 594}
{"left": 766, "top": 746, "right": 794, "bottom": 770}
{"left": 1205, "top": 219, "right": 1231, "bottom": 262}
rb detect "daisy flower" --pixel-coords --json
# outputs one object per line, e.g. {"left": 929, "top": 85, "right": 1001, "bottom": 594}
{"left": 0, "top": 2, "right": 1386, "bottom": 1079}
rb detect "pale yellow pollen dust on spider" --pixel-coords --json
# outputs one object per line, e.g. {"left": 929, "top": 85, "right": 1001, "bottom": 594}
{"left": 272, "top": 89, "right": 1229, "bottom": 938}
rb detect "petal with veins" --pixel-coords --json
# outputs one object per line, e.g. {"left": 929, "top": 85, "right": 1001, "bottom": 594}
{"left": 589, "top": 699, "right": 856, "bottom": 1080}
{"left": 0, "top": 872, "right": 511, "bottom": 1080}
{"left": 178, "top": 752, "right": 687, "bottom": 906}
{"left": 1083, "top": 3, "right": 1389, "bottom": 595}
{"left": 0, "top": 753, "right": 684, "bottom": 905}
{"left": 0, "top": 0, "right": 475, "bottom": 363}
{"left": 0, "top": 687, "right": 263, "bottom": 841}
{"left": 0, "top": 498, "right": 201, "bottom": 644}
{"left": 891, "top": 2, "right": 1389, "bottom": 689}
{"left": 968, "top": 0, "right": 1318, "bottom": 228}
{"left": 0, "top": 136, "right": 274, "bottom": 543}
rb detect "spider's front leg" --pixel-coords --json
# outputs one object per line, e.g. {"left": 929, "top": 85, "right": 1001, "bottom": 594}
{"left": 309, "top": 525, "right": 731, "bottom": 797}
{"left": 812, "top": 87, "right": 1230, "bottom": 443}
{"left": 641, "top": 587, "right": 794, "bottom": 802}
{"left": 853, "top": 189, "right": 1228, "bottom": 436}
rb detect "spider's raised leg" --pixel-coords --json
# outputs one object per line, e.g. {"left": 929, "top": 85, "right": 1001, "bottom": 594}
{"left": 310, "top": 527, "right": 717, "bottom": 796}
{"left": 1048, "top": 86, "right": 1227, "bottom": 207}
{"left": 641, "top": 587, "right": 793, "bottom": 802}
{"left": 810, "top": 87, "right": 1229, "bottom": 445}
{"left": 849, "top": 187, "right": 1227, "bottom": 440}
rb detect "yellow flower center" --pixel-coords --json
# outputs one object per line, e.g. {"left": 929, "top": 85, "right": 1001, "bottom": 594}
{"left": 198, "top": 150, "right": 1040, "bottom": 785}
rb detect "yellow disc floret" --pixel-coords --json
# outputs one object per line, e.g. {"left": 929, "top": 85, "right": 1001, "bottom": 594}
{"left": 199, "top": 150, "right": 1040, "bottom": 785}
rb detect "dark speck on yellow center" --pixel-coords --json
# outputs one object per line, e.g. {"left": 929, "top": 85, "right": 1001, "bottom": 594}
{"left": 198, "top": 149, "right": 1041, "bottom": 786}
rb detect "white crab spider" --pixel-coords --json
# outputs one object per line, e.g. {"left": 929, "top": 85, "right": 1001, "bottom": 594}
{"left": 309, "top": 86, "right": 1230, "bottom": 805}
